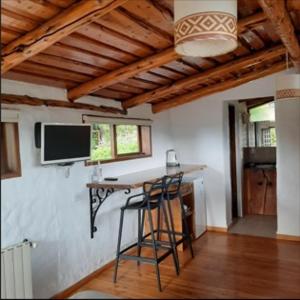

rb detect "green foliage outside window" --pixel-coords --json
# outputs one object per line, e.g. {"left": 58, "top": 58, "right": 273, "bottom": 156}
{"left": 116, "top": 125, "right": 139, "bottom": 155}
{"left": 250, "top": 102, "right": 275, "bottom": 122}
{"left": 91, "top": 124, "right": 112, "bottom": 161}
{"left": 90, "top": 123, "right": 140, "bottom": 161}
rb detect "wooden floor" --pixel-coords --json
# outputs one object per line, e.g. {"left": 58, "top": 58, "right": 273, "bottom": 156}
{"left": 69, "top": 232, "right": 300, "bottom": 299}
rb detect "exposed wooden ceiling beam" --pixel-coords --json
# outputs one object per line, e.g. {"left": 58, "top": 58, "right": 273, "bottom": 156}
{"left": 67, "top": 11, "right": 267, "bottom": 101}
{"left": 1, "top": 0, "right": 128, "bottom": 74}
{"left": 67, "top": 47, "right": 180, "bottom": 101}
{"left": 152, "top": 60, "right": 285, "bottom": 113}
{"left": 123, "top": 44, "right": 285, "bottom": 109}
{"left": 1, "top": 94, "right": 127, "bottom": 115}
{"left": 258, "top": 0, "right": 300, "bottom": 70}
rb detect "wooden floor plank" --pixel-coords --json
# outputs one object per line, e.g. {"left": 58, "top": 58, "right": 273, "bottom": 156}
{"left": 66, "top": 232, "right": 300, "bottom": 299}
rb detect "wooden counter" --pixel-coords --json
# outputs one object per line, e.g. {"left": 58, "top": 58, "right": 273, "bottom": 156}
{"left": 87, "top": 164, "right": 206, "bottom": 190}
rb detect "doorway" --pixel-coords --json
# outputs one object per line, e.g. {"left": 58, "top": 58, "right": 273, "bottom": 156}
{"left": 228, "top": 97, "right": 277, "bottom": 238}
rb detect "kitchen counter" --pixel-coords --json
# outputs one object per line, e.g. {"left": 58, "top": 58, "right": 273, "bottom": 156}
{"left": 87, "top": 164, "right": 206, "bottom": 190}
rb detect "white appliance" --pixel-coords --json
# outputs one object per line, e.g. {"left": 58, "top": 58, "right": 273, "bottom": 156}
{"left": 183, "top": 173, "right": 207, "bottom": 238}
{"left": 166, "top": 149, "right": 180, "bottom": 167}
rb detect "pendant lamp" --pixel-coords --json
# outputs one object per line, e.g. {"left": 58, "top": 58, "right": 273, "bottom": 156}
{"left": 276, "top": 74, "right": 300, "bottom": 100}
{"left": 174, "top": 0, "right": 238, "bottom": 57}
{"left": 276, "top": 53, "right": 300, "bottom": 100}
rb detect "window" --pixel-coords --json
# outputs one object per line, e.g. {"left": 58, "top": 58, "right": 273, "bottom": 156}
{"left": 1, "top": 120, "right": 22, "bottom": 179}
{"left": 250, "top": 102, "right": 275, "bottom": 122}
{"left": 116, "top": 125, "right": 139, "bottom": 155}
{"left": 83, "top": 115, "right": 152, "bottom": 164}
{"left": 261, "top": 127, "right": 276, "bottom": 147}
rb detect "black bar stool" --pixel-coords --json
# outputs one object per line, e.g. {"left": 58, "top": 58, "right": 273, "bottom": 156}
{"left": 113, "top": 178, "right": 179, "bottom": 291}
{"left": 160, "top": 172, "right": 194, "bottom": 267}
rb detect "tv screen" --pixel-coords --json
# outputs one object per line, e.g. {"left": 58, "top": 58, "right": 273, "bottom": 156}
{"left": 41, "top": 123, "right": 91, "bottom": 164}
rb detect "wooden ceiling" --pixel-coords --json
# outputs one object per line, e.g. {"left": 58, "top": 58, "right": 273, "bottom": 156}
{"left": 1, "top": 0, "right": 300, "bottom": 113}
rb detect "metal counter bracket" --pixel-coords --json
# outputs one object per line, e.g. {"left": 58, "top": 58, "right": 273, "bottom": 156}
{"left": 89, "top": 187, "right": 131, "bottom": 238}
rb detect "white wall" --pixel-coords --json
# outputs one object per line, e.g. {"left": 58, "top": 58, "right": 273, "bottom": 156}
{"left": 276, "top": 99, "right": 300, "bottom": 236}
{"left": 168, "top": 70, "right": 300, "bottom": 232}
{"left": 1, "top": 79, "right": 173, "bottom": 298}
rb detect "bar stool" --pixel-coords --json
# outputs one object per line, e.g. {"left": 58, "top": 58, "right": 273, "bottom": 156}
{"left": 113, "top": 178, "right": 179, "bottom": 291}
{"left": 158, "top": 172, "right": 194, "bottom": 268}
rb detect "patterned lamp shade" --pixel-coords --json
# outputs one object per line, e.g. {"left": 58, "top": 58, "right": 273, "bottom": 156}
{"left": 276, "top": 74, "right": 300, "bottom": 100}
{"left": 174, "top": 0, "right": 238, "bottom": 57}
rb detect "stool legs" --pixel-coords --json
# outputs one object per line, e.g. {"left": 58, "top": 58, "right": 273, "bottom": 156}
{"left": 137, "top": 209, "right": 145, "bottom": 266}
{"left": 113, "top": 209, "right": 125, "bottom": 283}
{"left": 161, "top": 200, "right": 180, "bottom": 275}
{"left": 147, "top": 206, "right": 162, "bottom": 292}
{"left": 166, "top": 199, "right": 180, "bottom": 264}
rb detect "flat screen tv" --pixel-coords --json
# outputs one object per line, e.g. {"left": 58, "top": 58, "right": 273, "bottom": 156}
{"left": 41, "top": 123, "right": 91, "bottom": 165}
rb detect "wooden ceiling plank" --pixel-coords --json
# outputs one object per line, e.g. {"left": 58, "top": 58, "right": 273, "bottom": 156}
{"left": 94, "top": 8, "right": 172, "bottom": 49}
{"left": 43, "top": 43, "right": 124, "bottom": 70}
{"left": 287, "top": 0, "right": 300, "bottom": 11}
{"left": 121, "top": 0, "right": 174, "bottom": 36}
{"left": 1, "top": 0, "right": 129, "bottom": 74}
{"left": 1, "top": 8, "right": 38, "bottom": 33}
{"left": 258, "top": 0, "right": 300, "bottom": 69}
{"left": 152, "top": 60, "right": 285, "bottom": 113}
{"left": 3, "top": 70, "right": 77, "bottom": 89}
{"left": 76, "top": 23, "right": 153, "bottom": 57}
{"left": 28, "top": 53, "right": 105, "bottom": 77}
{"left": 134, "top": 72, "right": 172, "bottom": 85}
{"left": 1, "top": 0, "right": 61, "bottom": 21}
{"left": 123, "top": 44, "right": 285, "bottom": 109}
{"left": 150, "top": 67, "right": 186, "bottom": 80}
{"left": 238, "top": 12, "right": 266, "bottom": 33}
{"left": 1, "top": 94, "right": 127, "bottom": 115}
{"left": 14, "top": 61, "right": 93, "bottom": 82}
{"left": 61, "top": 33, "right": 138, "bottom": 63}
{"left": 123, "top": 78, "right": 160, "bottom": 90}
{"left": 46, "top": 0, "right": 77, "bottom": 8}
{"left": 108, "top": 83, "right": 145, "bottom": 94}
{"left": 163, "top": 60, "right": 199, "bottom": 75}
{"left": 1, "top": 28, "right": 20, "bottom": 44}
{"left": 67, "top": 47, "right": 179, "bottom": 101}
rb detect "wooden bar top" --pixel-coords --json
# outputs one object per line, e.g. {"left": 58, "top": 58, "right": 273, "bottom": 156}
{"left": 87, "top": 164, "right": 206, "bottom": 190}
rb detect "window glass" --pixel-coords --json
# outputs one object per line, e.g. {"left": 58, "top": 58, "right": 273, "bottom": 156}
{"left": 116, "top": 125, "right": 139, "bottom": 155}
{"left": 91, "top": 124, "right": 112, "bottom": 161}
{"left": 262, "top": 127, "right": 276, "bottom": 147}
{"left": 250, "top": 102, "right": 275, "bottom": 122}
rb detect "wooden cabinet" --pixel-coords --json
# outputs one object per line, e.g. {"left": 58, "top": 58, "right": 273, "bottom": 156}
{"left": 243, "top": 168, "right": 276, "bottom": 215}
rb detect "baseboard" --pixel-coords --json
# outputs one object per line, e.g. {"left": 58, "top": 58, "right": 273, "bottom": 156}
{"left": 52, "top": 258, "right": 115, "bottom": 299}
{"left": 206, "top": 226, "right": 228, "bottom": 233}
{"left": 276, "top": 234, "right": 300, "bottom": 242}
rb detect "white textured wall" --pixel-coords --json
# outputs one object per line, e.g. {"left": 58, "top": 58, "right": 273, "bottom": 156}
{"left": 1, "top": 79, "right": 173, "bottom": 298}
{"left": 276, "top": 99, "right": 300, "bottom": 236}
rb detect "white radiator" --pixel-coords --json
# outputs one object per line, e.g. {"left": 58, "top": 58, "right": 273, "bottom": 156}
{"left": 1, "top": 240, "right": 33, "bottom": 299}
